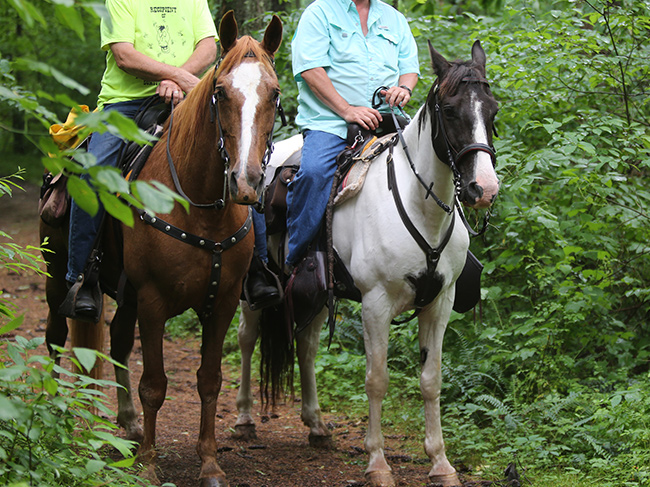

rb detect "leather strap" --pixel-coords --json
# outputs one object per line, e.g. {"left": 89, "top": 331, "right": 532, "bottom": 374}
{"left": 139, "top": 207, "right": 253, "bottom": 319}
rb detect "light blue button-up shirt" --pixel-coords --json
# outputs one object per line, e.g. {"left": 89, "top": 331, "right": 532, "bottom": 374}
{"left": 292, "top": 0, "right": 420, "bottom": 139}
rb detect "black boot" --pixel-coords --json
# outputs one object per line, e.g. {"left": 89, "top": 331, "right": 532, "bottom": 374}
{"left": 59, "top": 274, "right": 103, "bottom": 323}
{"left": 244, "top": 255, "right": 282, "bottom": 311}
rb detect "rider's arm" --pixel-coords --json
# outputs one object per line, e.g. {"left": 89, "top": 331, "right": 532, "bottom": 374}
{"left": 109, "top": 36, "right": 216, "bottom": 95}
{"left": 179, "top": 37, "right": 218, "bottom": 78}
{"left": 301, "top": 67, "right": 382, "bottom": 131}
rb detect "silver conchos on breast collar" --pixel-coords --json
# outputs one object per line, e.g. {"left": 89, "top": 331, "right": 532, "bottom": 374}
{"left": 138, "top": 207, "right": 253, "bottom": 320}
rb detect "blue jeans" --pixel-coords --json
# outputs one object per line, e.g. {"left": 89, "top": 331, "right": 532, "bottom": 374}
{"left": 285, "top": 130, "right": 347, "bottom": 266}
{"left": 66, "top": 98, "right": 149, "bottom": 283}
{"left": 252, "top": 209, "right": 268, "bottom": 262}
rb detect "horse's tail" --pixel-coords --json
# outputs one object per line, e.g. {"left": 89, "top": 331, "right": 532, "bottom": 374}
{"left": 259, "top": 302, "right": 294, "bottom": 408}
{"left": 69, "top": 314, "right": 106, "bottom": 380}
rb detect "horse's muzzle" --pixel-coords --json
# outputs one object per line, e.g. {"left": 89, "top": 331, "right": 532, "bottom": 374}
{"left": 229, "top": 165, "right": 264, "bottom": 204}
{"left": 461, "top": 178, "right": 499, "bottom": 209}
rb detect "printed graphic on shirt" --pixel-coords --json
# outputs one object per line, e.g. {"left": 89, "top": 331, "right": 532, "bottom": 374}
{"left": 155, "top": 23, "right": 170, "bottom": 52}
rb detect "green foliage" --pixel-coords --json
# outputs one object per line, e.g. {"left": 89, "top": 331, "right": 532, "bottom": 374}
{"left": 0, "top": 327, "right": 152, "bottom": 486}
{"left": 0, "top": 173, "right": 162, "bottom": 486}
{"left": 0, "top": 171, "right": 48, "bottom": 323}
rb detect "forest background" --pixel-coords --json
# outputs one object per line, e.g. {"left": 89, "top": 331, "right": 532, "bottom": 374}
{"left": 1, "top": 0, "right": 649, "bottom": 485}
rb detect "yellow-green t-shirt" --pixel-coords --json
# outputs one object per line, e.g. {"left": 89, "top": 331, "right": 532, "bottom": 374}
{"left": 97, "top": 0, "right": 217, "bottom": 109}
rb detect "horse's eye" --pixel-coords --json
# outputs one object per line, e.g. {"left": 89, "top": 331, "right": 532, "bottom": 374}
{"left": 214, "top": 86, "right": 226, "bottom": 100}
{"left": 443, "top": 105, "right": 455, "bottom": 118}
{"left": 272, "top": 89, "right": 280, "bottom": 102}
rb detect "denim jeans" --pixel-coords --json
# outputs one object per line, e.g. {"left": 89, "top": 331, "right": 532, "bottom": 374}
{"left": 285, "top": 130, "right": 347, "bottom": 266}
{"left": 66, "top": 98, "right": 149, "bottom": 283}
{"left": 252, "top": 209, "right": 268, "bottom": 262}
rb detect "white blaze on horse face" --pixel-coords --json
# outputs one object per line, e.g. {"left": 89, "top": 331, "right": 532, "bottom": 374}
{"left": 470, "top": 92, "right": 500, "bottom": 206}
{"left": 231, "top": 62, "right": 262, "bottom": 167}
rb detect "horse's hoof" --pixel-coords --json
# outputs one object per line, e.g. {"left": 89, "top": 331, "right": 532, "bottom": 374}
{"left": 364, "top": 470, "right": 395, "bottom": 487}
{"left": 428, "top": 472, "right": 462, "bottom": 486}
{"left": 199, "top": 476, "right": 229, "bottom": 487}
{"left": 232, "top": 423, "right": 257, "bottom": 441}
{"left": 138, "top": 464, "right": 161, "bottom": 486}
{"left": 308, "top": 433, "right": 334, "bottom": 449}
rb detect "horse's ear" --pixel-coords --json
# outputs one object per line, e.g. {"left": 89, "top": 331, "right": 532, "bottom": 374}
{"left": 428, "top": 40, "right": 450, "bottom": 79}
{"left": 219, "top": 10, "right": 238, "bottom": 53}
{"left": 471, "top": 40, "right": 487, "bottom": 76}
{"left": 261, "top": 14, "right": 283, "bottom": 56}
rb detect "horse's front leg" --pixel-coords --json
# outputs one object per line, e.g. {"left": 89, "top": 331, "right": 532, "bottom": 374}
{"left": 110, "top": 302, "right": 144, "bottom": 443}
{"left": 196, "top": 299, "right": 236, "bottom": 487}
{"left": 233, "top": 302, "right": 260, "bottom": 440}
{"left": 296, "top": 307, "right": 332, "bottom": 448}
{"left": 418, "top": 293, "right": 461, "bottom": 487}
{"left": 135, "top": 289, "right": 169, "bottom": 485}
{"left": 361, "top": 292, "right": 394, "bottom": 487}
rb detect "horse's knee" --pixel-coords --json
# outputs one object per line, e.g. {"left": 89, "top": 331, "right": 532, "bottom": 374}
{"left": 197, "top": 369, "right": 223, "bottom": 400}
{"left": 365, "top": 365, "right": 389, "bottom": 397}
{"left": 138, "top": 375, "right": 167, "bottom": 410}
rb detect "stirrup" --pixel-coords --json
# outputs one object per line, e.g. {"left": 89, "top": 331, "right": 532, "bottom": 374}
{"left": 243, "top": 257, "right": 283, "bottom": 311}
{"left": 58, "top": 274, "right": 103, "bottom": 323}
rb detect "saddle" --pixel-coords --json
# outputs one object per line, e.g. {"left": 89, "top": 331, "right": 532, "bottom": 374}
{"left": 263, "top": 118, "right": 484, "bottom": 334}
{"left": 39, "top": 96, "right": 171, "bottom": 224}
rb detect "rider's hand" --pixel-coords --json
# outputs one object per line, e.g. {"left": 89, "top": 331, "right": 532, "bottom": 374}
{"left": 157, "top": 79, "right": 184, "bottom": 106}
{"left": 342, "top": 105, "right": 382, "bottom": 131}
{"left": 381, "top": 85, "right": 411, "bottom": 108}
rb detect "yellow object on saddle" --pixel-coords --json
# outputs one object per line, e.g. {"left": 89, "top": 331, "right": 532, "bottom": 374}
{"left": 49, "top": 105, "right": 94, "bottom": 151}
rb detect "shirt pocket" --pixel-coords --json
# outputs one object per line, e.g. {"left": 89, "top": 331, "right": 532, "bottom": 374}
{"left": 329, "top": 24, "right": 361, "bottom": 65}
{"left": 375, "top": 30, "right": 399, "bottom": 68}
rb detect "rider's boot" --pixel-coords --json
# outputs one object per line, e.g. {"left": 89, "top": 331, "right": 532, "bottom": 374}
{"left": 244, "top": 254, "right": 282, "bottom": 310}
{"left": 58, "top": 249, "right": 103, "bottom": 323}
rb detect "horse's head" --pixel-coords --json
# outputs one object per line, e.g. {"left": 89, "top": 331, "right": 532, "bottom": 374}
{"left": 212, "top": 11, "right": 282, "bottom": 205}
{"left": 428, "top": 40, "right": 500, "bottom": 209}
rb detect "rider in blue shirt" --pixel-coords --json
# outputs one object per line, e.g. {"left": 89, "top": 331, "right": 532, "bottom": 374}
{"left": 286, "top": 0, "right": 419, "bottom": 268}
{"left": 244, "top": 0, "right": 418, "bottom": 309}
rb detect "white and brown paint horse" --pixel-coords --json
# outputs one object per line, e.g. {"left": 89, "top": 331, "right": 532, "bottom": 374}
{"left": 235, "top": 41, "right": 500, "bottom": 487}
{"left": 41, "top": 12, "right": 282, "bottom": 487}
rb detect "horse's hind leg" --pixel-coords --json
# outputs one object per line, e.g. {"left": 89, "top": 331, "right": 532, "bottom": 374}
{"left": 296, "top": 307, "right": 332, "bottom": 448}
{"left": 233, "top": 302, "right": 260, "bottom": 440}
{"left": 418, "top": 299, "right": 460, "bottom": 487}
{"left": 110, "top": 302, "right": 143, "bottom": 443}
{"left": 196, "top": 304, "right": 234, "bottom": 487}
{"left": 43, "top": 234, "right": 70, "bottom": 355}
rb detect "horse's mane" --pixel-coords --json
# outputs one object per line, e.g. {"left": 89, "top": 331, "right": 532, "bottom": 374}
{"left": 168, "top": 36, "right": 274, "bottom": 158}
{"left": 437, "top": 61, "right": 485, "bottom": 98}
{"left": 215, "top": 36, "right": 274, "bottom": 78}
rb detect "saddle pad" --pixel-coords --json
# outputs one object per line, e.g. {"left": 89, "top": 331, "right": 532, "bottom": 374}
{"left": 334, "top": 133, "right": 396, "bottom": 206}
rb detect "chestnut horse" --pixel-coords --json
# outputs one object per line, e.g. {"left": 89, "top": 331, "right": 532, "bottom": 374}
{"left": 235, "top": 41, "right": 500, "bottom": 487}
{"left": 41, "top": 12, "right": 283, "bottom": 487}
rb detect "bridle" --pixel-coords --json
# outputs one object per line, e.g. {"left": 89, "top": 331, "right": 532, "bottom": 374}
{"left": 165, "top": 50, "right": 286, "bottom": 211}
{"left": 430, "top": 77, "right": 498, "bottom": 236}
{"left": 374, "top": 78, "right": 497, "bottom": 233}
